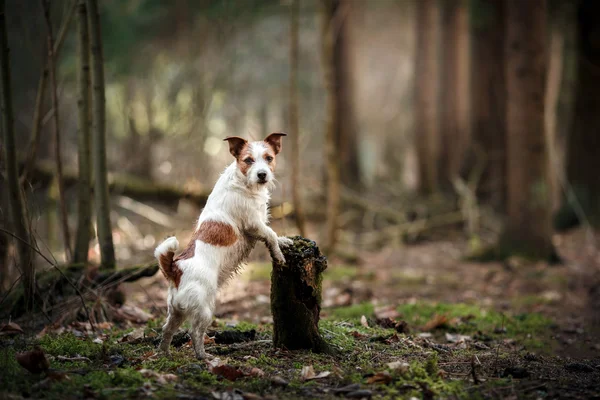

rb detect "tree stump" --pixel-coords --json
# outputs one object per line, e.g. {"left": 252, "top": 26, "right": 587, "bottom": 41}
{"left": 270, "top": 236, "right": 331, "bottom": 353}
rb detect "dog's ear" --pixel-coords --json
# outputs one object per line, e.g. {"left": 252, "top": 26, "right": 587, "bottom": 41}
{"left": 264, "top": 132, "right": 287, "bottom": 155}
{"left": 223, "top": 136, "right": 248, "bottom": 158}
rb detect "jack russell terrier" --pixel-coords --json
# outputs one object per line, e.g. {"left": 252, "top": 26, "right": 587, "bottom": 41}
{"left": 154, "top": 133, "right": 292, "bottom": 359}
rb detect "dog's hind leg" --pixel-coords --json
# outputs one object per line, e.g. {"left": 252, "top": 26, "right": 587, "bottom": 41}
{"left": 191, "top": 307, "right": 213, "bottom": 360}
{"left": 159, "top": 305, "right": 184, "bottom": 355}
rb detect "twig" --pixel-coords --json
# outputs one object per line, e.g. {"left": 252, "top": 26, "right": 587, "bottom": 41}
{"left": 0, "top": 227, "right": 94, "bottom": 331}
{"left": 470, "top": 355, "right": 480, "bottom": 384}
{"left": 56, "top": 355, "right": 92, "bottom": 363}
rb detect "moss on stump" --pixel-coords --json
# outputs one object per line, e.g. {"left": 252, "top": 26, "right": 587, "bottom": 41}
{"left": 270, "top": 236, "right": 331, "bottom": 353}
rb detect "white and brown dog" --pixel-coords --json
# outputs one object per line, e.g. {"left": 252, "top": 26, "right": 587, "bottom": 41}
{"left": 154, "top": 133, "right": 292, "bottom": 359}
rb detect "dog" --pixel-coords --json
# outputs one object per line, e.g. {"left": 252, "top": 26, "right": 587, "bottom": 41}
{"left": 154, "top": 132, "right": 293, "bottom": 359}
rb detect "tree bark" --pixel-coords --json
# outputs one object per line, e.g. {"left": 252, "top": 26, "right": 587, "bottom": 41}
{"left": 73, "top": 0, "right": 92, "bottom": 264}
{"left": 87, "top": 0, "right": 115, "bottom": 269}
{"left": 545, "top": 0, "right": 577, "bottom": 215}
{"left": 559, "top": 0, "right": 600, "bottom": 228}
{"left": 468, "top": 0, "right": 506, "bottom": 210}
{"left": 42, "top": 0, "right": 72, "bottom": 263}
{"left": 289, "top": 0, "right": 306, "bottom": 236}
{"left": 332, "top": 0, "right": 360, "bottom": 189}
{"left": 0, "top": 0, "right": 34, "bottom": 310}
{"left": 271, "top": 236, "right": 330, "bottom": 353}
{"left": 499, "top": 0, "right": 557, "bottom": 261}
{"left": 414, "top": 0, "right": 441, "bottom": 195}
{"left": 320, "top": 0, "right": 341, "bottom": 255}
{"left": 439, "top": 0, "right": 470, "bottom": 191}
{"left": 22, "top": 0, "right": 77, "bottom": 183}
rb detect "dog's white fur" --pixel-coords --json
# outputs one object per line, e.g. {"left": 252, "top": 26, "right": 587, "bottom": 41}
{"left": 154, "top": 134, "right": 292, "bottom": 359}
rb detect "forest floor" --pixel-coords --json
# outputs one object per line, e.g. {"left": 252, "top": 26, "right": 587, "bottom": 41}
{"left": 1, "top": 227, "right": 600, "bottom": 399}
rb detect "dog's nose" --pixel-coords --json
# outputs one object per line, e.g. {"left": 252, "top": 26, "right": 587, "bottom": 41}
{"left": 257, "top": 171, "right": 267, "bottom": 181}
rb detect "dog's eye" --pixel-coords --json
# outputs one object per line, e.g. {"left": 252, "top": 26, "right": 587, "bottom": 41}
{"left": 265, "top": 156, "right": 273, "bottom": 163}
{"left": 244, "top": 158, "right": 254, "bottom": 165}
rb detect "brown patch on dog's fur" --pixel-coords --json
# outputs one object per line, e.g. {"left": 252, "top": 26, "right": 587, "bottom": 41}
{"left": 174, "top": 220, "right": 237, "bottom": 268}
{"left": 263, "top": 148, "right": 277, "bottom": 172}
{"left": 236, "top": 144, "right": 253, "bottom": 176}
{"left": 198, "top": 220, "right": 238, "bottom": 246}
{"left": 158, "top": 250, "right": 183, "bottom": 289}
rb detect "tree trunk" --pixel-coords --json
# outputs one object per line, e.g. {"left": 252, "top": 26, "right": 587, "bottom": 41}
{"left": 468, "top": 0, "right": 506, "bottom": 210}
{"left": 545, "top": 0, "right": 577, "bottom": 215}
{"left": 271, "top": 236, "right": 330, "bottom": 353}
{"left": 439, "top": 0, "right": 470, "bottom": 191}
{"left": 499, "top": 0, "right": 556, "bottom": 261}
{"left": 289, "top": 0, "right": 306, "bottom": 236}
{"left": 42, "top": 0, "right": 72, "bottom": 263}
{"left": 414, "top": 0, "right": 441, "bottom": 195}
{"left": 87, "top": 0, "right": 115, "bottom": 269}
{"left": 0, "top": 0, "right": 34, "bottom": 310}
{"left": 332, "top": 0, "right": 360, "bottom": 189}
{"left": 22, "top": 0, "right": 76, "bottom": 183}
{"left": 73, "top": 0, "right": 92, "bottom": 264}
{"left": 320, "top": 0, "right": 341, "bottom": 255}
{"left": 559, "top": 0, "right": 600, "bottom": 228}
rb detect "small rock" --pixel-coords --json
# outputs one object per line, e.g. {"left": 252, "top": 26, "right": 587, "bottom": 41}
{"left": 501, "top": 367, "right": 530, "bottom": 379}
{"left": 109, "top": 354, "right": 125, "bottom": 367}
{"left": 346, "top": 389, "right": 372, "bottom": 399}
{"left": 331, "top": 384, "right": 361, "bottom": 394}
{"left": 270, "top": 376, "right": 289, "bottom": 387}
{"left": 564, "top": 362, "right": 595, "bottom": 373}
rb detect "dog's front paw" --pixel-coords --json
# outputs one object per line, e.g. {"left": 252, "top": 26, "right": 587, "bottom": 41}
{"left": 196, "top": 351, "right": 214, "bottom": 360}
{"left": 273, "top": 249, "right": 286, "bottom": 265}
{"left": 278, "top": 237, "right": 294, "bottom": 248}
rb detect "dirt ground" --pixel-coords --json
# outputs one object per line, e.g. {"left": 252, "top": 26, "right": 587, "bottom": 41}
{"left": 1, "top": 226, "right": 600, "bottom": 399}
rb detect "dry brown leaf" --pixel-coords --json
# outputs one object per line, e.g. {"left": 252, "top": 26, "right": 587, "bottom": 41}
{"left": 422, "top": 314, "right": 449, "bottom": 331}
{"left": 367, "top": 371, "right": 393, "bottom": 385}
{"left": 16, "top": 347, "right": 50, "bottom": 374}
{"left": 374, "top": 305, "right": 400, "bottom": 320}
{"left": 120, "top": 327, "right": 145, "bottom": 343}
{"left": 211, "top": 364, "right": 245, "bottom": 381}
{"left": 300, "top": 365, "right": 315, "bottom": 380}
{"left": 387, "top": 361, "right": 409, "bottom": 373}
{"left": 0, "top": 322, "right": 24, "bottom": 336}
{"left": 360, "top": 315, "right": 369, "bottom": 328}
{"left": 113, "top": 305, "right": 153, "bottom": 323}
{"left": 204, "top": 335, "right": 216, "bottom": 345}
{"left": 350, "top": 331, "right": 367, "bottom": 340}
{"left": 247, "top": 367, "right": 265, "bottom": 378}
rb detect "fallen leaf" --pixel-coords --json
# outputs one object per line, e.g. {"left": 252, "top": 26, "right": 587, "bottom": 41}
{"left": 445, "top": 333, "right": 472, "bottom": 343}
{"left": 16, "top": 347, "right": 50, "bottom": 374}
{"left": 204, "top": 335, "right": 216, "bottom": 345}
{"left": 312, "top": 371, "right": 332, "bottom": 380}
{"left": 387, "top": 361, "right": 409, "bottom": 373}
{"left": 247, "top": 367, "right": 265, "bottom": 378}
{"left": 360, "top": 315, "right": 369, "bottom": 328}
{"left": 367, "top": 371, "right": 393, "bottom": 385}
{"left": 113, "top": 304, "right": 153, "bottom": 323}
{"left": 140, "top": 369, "right": 179, "bottom": 385}
{"left": 0, "top": 322, "right": 24, "bottom": 336}
{"left": 422, "top": 314, "right": 448, "bottom": 331}
{"left": 270, "top": 376, "right": 289, "bottom": 387}
{"left": 211, "top": 364, "right": 246, "bottom": 381}
{"left": 120, "top": 327, "right": 145, "bottom": 343}
{"left": 301, "top": 365, "right": 315, "bottom": 380}
{"left": 351, "top": 331, "right": 367, "bottom": 339}
{"left": 374, "top": 305, "right": 400, "bottom": 320}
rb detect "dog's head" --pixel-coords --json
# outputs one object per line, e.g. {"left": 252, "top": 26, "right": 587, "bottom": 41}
{"left": 224, "top": 133, "right": 286, "bottom": 189}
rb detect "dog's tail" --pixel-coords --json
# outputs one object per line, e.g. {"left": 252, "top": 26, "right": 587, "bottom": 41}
{"left": 154, "top": 236, "right": 180, "bottom": 286}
